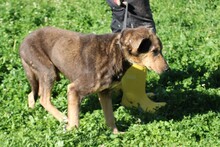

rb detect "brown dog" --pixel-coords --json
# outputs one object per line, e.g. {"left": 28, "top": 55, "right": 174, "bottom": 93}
{"left": 19, "top": 26, "right": 169, "bottom": 133}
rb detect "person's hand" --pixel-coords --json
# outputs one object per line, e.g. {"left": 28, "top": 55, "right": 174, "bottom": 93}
{"left": 113, "top": 0, "right": 123, "bottom": 6}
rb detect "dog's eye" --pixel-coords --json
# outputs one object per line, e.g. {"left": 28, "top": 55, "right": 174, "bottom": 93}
{"left": 138, "top": 38, "right": 151, "bottom": 53}
{"left": 152, "top": 49, "right": 159, "bottom": 55}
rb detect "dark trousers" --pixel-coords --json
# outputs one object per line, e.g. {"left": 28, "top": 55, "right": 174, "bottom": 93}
{"left": 106, "top": 0, "right": 156, "bottom": 33}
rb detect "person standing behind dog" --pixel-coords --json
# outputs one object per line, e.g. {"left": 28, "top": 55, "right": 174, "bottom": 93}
{"left": 106, "top": 0, "right": 166, "bottom": 112}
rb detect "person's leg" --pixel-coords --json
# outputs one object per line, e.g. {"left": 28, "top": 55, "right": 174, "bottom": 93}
{"left": 106, "top": 0, "right": 166, "bottom": 112}
{"left": 121, "top": 64, "right": 166, "bottom": 112}
{"left": 106, "top": 0, "right": 125, "bottom": 33}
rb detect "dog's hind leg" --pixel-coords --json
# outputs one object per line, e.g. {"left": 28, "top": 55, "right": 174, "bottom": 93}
{"left": 21, "top": 59, "right": 39, "bottom": 108}
{"left": 38, "top": 65, "right": 67, "bottom": 122}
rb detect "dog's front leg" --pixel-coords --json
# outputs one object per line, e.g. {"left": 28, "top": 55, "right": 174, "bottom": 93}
{"left": 66, "top": 83, "right": 80, "bottom": 130}
{"left": 98, "top": 90, "right": 119, "bottom": 134}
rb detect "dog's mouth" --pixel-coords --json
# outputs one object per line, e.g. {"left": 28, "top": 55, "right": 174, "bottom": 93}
{"left": 146, "top": 65, "right": 170, "bottom": 74}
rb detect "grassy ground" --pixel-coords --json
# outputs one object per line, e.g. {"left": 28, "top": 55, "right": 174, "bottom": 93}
{"left": 0, "top": 0, "right": 220, "bottom": 146}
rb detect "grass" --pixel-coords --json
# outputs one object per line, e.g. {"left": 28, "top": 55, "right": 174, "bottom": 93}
{"left": 0, "top": 0, "right": 220, "bottom": 146}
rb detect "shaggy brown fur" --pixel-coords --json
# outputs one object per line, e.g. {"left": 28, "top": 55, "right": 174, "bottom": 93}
{"left": 19, "top": 26, "right": 169, "bottom": 133}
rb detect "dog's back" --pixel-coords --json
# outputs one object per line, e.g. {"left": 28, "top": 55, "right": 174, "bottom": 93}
{"left": 19, "top": 27, "right": 123, "bottom": 97}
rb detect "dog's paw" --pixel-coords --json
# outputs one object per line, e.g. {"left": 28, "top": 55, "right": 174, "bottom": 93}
{"left": 112, "top": 128, "right": 125, "bottom": 134}
{"left": 63, "top": 117, "right": 68, "bottom": 123}
{"left": 28, "top": 92, "right": 36, "bottom": 108}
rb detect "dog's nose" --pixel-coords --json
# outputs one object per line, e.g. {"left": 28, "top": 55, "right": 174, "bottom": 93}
{"left": 164, "top": 66, "right": 170, "bottom": 72}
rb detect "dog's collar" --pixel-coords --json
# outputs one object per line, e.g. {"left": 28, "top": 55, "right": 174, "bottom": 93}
{"left": 132, "top": 63, "right": 146, "bottom": 71}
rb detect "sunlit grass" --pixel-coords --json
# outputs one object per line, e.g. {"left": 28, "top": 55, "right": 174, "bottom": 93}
{"left": 0, "top": 0, "right": 219, "bottom": 146}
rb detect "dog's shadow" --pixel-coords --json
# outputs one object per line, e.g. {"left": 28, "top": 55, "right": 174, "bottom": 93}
{"left": 162, "top": 66, "right": 219, "bottom": 110}
{"left": 79, "top": 65, "right": 220, "bottom": 131}
{"left": 141, "top": 66, "right": 220, "bottom": 122}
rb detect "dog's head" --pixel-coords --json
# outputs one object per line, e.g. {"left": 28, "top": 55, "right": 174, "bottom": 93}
{"left": 119, "top": 26, "right": 169, "bottom": 74}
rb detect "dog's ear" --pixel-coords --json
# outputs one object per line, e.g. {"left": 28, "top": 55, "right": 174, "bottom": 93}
{"left": 120, "top": 27, "right": 153, "bottom": 56}
{"left": 129, "top": 37, "right": 144, "bottom": 55}
{"left": 136, "top": 38, "right": 152, "bottom": 54}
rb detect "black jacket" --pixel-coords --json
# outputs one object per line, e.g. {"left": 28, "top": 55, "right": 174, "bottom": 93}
{"left": 106, "top": 0, "right": 156, "bottom": 33}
